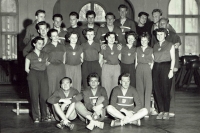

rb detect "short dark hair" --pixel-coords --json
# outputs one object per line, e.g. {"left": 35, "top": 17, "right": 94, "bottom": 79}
{"left": 86, "top": 10, "right": 96, "bottom": 18}
{"left": 121, "top": 73, "right": 130, "bottom": 80}
{"left": 82, "top": 28, "right": 95, "bottom": 37}
{"left": 159, "top": 17, "right": 169, "bottom": 24}
{"left": 52, "top": 14, "right": 63, "bottom": 20}
{"left": 105, "top": 12, "right": 115, "bottom": 19}
{"left": 60, "top": 77, "right": 72, "bottom": 84}
{"left": 152, "top": 9, "right": 162, "bottom": 16}
{"left": 69, "top": 11, "right": 79, "bottom": 19}
{"left": 118, "top": 4, "right": 128, "bottom": 11}
{"left": 87, "top": 73, "right": 100, "bottom": 83}
{"left": 155, "top": 28, "right": 168, "bottom": 37}
{"left": 47, "top": 28, "right": 58, "bottom": 38}
{"left": 138, "top": 12, "right": 149, "bottom": 17}
{"left": 65, "top": 31, "right": 79, "bottom": 42}
{"left": 35, "top": 10, "right": 45, "bottom": 16}
{"left": 125, "top": 31, "right": 138, "bottom": 41}
{"left": 140, "top": 32, "right": 150, "bottom": 41}
{"left": 31, "top": 36, "right": 44, "bottom": 47}
{"left": 36, "top": 21, "right": 48, "bottom": 30}
{"left": 105, "top": 32, "right": 117, "bottom": 40}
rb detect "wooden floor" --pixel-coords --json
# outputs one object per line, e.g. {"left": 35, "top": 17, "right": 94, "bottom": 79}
{"left": 0, "top": 85, "right": 200, "bottom": 133}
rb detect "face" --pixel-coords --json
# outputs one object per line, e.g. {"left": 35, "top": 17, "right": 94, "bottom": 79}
{"left": 70, "top": 15, "right": 78, "bottom": 27}
{"left": 138, "top": 15, "right": 147, "bottom": 25}
{"left": 53, "top": 17, "right": 62, "bottom": 28}
{"left": 120, "top": 77, "right": 130, "bottom": 89}
{"left": 159, "top": 19, "right": 168, "bottom": 28}
{"left": 34, "top": 40, "right": 44, "bottom": 51}
{"left": 152, "top": 12, "right": 161, "bottom": 24}
{"left": 87, "top": 14, "right": 95, "bottom": 24}
{"left": 36, "top": 13, "right": 45, "bottom": 22}
{"left": 89, "top": 77, "right": 99, "bottom": 89}
{"left": 156, "top": 32, "right": 166, "bottom": 42}
{"left": 86, "top": 31, "right": 95, "bottom": 41}
{"left": 69, "top": 34, "right": 78, "bottom": 44}
{"left": 127, "top": 35, "right": 135, "bottom": 45}
{"left": 119, "top": 8, "right": 127, "bottom": 19}
{"left": 38, "top": 25, "right": 48, "bottom": 37}
{"left": 50, "top": 31, "right": 59, "bottom": 42}
{"left": 106, "top": 34, "right": 115, "bottom": 44}
{"left": 141, "top": 37, "right": 149, "bottom": 47}
{"left": 106, "top": 15, "right": 115, "bottom": 26}
{"left": 61, "top": 79, "right": 72, "bottom": 91}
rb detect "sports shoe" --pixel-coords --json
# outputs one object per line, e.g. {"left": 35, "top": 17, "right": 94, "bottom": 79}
{"left": 65, "top": 122, "right": 74, "bottom": 130}
{"left": 144, "top": 115, "right": 149, "bottom": 119}
{"left": 34, "top": 118, "right": 40, "bottom": 123}
{"left": 130, "top": 119, "right": 141, "bottom": 126}
{"left": 156, "top": 112, "right": 164, "bottom": 120}
{"left": 163, "top": 112, "right": 169, "bottom": 120}
{"left": 86, "top": 122, "right": 95, "bottom": 130}
{"left": 110, "top": 119, "right": 122, "bottom": 127}
{"left": 150, "top": 108, "right": 158, "bottom": 115}
{"left": 94, "top": 121, "right": 104, "bottom": 129}
{"left": 169, "top": 112, "right": 175, "bottom": 117}
{"left": 56, "top": 122, "right": 65, "bottom": 129}
{"left": 41, "top": 117, "right": 51, "bottom": 122}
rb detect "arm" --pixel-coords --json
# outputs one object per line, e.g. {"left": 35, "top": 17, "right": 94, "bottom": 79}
{"left": 83, "top": 91, "right": 94, "bottom": 111}
{"left": 99, "top": 53, "right": 104, "bottom": 68}
{"left": 150, "top": 54, "right": 154, "bottom": 69}
{"left": 23, "top": 41, "right": 33, "bottom": 57}
{"left": 130, "top": 89, "right": 142, "bottom": 112}
{"left": 110, "top": 88, "right": 123, "bottom": 111}
{"left": 101, "top": 87, "right": 109, "bottom": 107}
{"left": 169, "top": 45, "right": 175, "bottom": 79}
{"left": 135, "top": 52, "right": 138, "bottom": 69}
{"left": 25, "top": 58, "right": 30, "bottom": 73}
{"left": 118, "top": 53, "right": 121, "bottom": 61}
{"left": 63, "top": 52, "right": 66, "bottom": 64}
{"left": 80, "top": 52, "right": 84, "bottom": 63}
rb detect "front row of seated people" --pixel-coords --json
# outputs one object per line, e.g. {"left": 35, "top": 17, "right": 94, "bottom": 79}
{"left": 47, "top": 73, "right": 148, "bottom": 130}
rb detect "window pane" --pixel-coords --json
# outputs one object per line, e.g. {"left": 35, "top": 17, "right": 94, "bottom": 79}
{"left": 94, "top": 4, "right": 106, "bottom": 22}
{"left": 169, "top": 18, "right": 182, "bottom": 33}
{"left": 1, "top": 0, "right": 17, "bottom": 13}
{"left": 79, "top": 3, "right": 91, "bottom": 21}
{"left": 185, "top": 18, "right": 198, "bottom": 33}
{"left": 185, "top": 0, "right": 198, "bottom": 15}
{"left": 168, "top": 0, "right": 182, "bottom": 15}
{"left": 2, "top": 16, "right": 17, "bottom": 32}
{"left": 185, "top": 36, "right": 199, "bottom": 55}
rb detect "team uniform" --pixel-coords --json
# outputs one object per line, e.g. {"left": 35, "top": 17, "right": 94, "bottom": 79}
{"left": 120, "top": 45, "right": 136, "bottom": 87}
{"left": 26, "top": 51, "right": 49, "bottom": 120}
{"left": 43, "top": 42, "right": 66, "bottom": 96}
{"left": 80, "top": 24, "right": 99, "bottom": 43}
{"left": 136, "top": 24, "right": 152, "bottom": 47}
{"left": 100, "top": 44, "right": 121, "bottom": 98}
{"left": 82, "top": 42, "right": 101, "bottom": 88}
{"left": 136, "top": 46, "right": 153, "bottom": 112}
{"left": 65, "top": 44, "right": 83, "bottom": 92}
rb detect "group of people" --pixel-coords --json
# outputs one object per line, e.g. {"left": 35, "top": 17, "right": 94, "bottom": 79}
{"left": 23, "top": 4, "right": 181, "bottom": 130}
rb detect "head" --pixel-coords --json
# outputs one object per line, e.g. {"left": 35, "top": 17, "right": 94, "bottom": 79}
{"left": 69, "top": 12, "right": 79, "bottom": 27}
{"left": 152, "top": 9, "right": 162, "bottom": 24}
{"left": 48, "top": 29, "right": 59, "bottom": 42}
{"left": 36, "top": 21, "right": 49, "bottom": 37}
{"left": 140, "top": 32, "right": 150, "bottom": 47}
{"left": 84, "top": 28, "right": 95, "bottom": 41}
{"left": 118, "top": 4, "right": 128, "bottom": 19}
{"left": 87, "top": 73, "right": 100, "bottom": 89}
{"left": 138, "top": 12, "right": 149, "bottom": 26}
{"left": 159, "top": 18, "right": 169, "bottom": 29}
{"left": 86, "top": 10, "right": 96, "bottom": 24}
{"left": 155, "top": 28, "right": 168, "bottom": 42}
{"left": 105, "top": 32, "right": 117, "bottom": 44}
{"left": 60, "top": 77, "right": 72, "bottom": 91}
{"left": 31, "top": 36, "right": 44, "bottom": 51}
{"left": 105, "top": 12, "right": 115, "bottom": 26}
{"left": 120, "top": 73, "right": 130, "bottom": 89}
{"left": 35, "top": 10, "right": 45, "bottom": 22}
{"left": 52, "top": 14, "right": 63, "bottom": 28}
{"left": 66, "top": 31, "right": 79, "bottom": 44}
{"left": 125, "top": 31, "right": 138, "bottom": 45}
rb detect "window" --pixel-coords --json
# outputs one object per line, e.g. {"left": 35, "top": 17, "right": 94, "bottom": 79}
{"left": 0, "top": 0, "right": 18, "bottom": 60}
{"left": 168, "top": 0, "right": 200, "bottom": 56}
{"left": 79, "top": 2, "right": 106, "bottom": 22}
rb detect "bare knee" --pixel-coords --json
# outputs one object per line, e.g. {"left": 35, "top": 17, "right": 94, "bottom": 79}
{"left": 106, "top": 105, "right": 115, "bottom": 113}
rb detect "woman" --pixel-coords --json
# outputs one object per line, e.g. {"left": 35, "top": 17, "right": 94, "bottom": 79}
{"left": 153, "top": 28, "right": 175, "bottom": 120}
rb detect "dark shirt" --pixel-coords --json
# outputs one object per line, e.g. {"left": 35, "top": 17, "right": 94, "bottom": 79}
{"left": 136, "top": 46, "right": 153, "bottom": 64}
{"left": 121, "top": 45, "right": 136, "bottom": 64}
{"left": 67, "top": 26, "right": 82, "bottom": 45}
{"left": 114, "top": 18, "right": 136, "bottom": 34}
{"left": 82, "top": 41, "right": 100, "bottom": 61}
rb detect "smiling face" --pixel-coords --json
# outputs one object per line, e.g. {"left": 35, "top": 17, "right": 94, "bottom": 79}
{"left": 127, "top": 35, "right": 136, "bottom": 45}
{"left": 89, "top": 77, "right": 99, "bottom": 89}
{"left": 106, "top": 34, "right": 115, "bottom": 44}
{"left": 69, "top": 34, "right": 78, "bottom": 44}
{"left": 120, "top": 76, "right": 130, "bottom": 89}
{"left": 86, "top": 31, "right": 95, "bottom": 41}
{"left": 34, "top": 39, "right": 44, "bottom": 51}
{"left": 156, "top": 32, "right": 166, "bottom": 42}
{"left": 159, "top": 19, "right": 168, "bottom": 29}
{"left": 141, "top": 37, "right": 149, "bottom": 47}
{"left": 38, "top": 24, "right": 48, "bottom": 37}
{"left": 50, "top": 31, "right": 59, "bottom": 42}
{"left": 36, "top": 13, "right": 45, "bottom": 22}
{"left": 61, "top": 79, "right": 72, "bottom": 91}
{"left": 119, "top": 8, "right": 127, "bottom": 19}
{"left": 138, "top": 15, "right": 148, "bottom": 25}
{"left": 152, "top": 12, "right": 161, "bottom": 24}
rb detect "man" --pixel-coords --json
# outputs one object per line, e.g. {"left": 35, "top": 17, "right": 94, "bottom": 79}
{"left": 23, "top": 21, "right": 50, "bottom": 57}
{"left": 107, "top": 73, "right": 148, "bottom": 127}
{"left": 23, "top": 10, "right": 45, "bottom": 45}
{"left": 81, "top": 10, "right": 99, "bottom": 43}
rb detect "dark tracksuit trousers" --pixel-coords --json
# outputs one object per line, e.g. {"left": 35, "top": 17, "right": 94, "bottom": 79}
{"left": 27, "top": 69, "right": 48, "bottom": 120}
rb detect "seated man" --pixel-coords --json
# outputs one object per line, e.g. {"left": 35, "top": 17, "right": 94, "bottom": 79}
{"left": 107, "top": 73, "right": 148, "bottom": 127}
{"left": 47, "top": 77, "right": 79, "bottom": 130}
{"left": 75, "top": 73, "right": 109, "bottom": 130}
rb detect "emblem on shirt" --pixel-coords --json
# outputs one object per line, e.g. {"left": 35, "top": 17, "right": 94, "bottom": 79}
{"left": 38, "top": 58, "right": 42, "bottom": 62}
{"left": 128, "top": 53, "right": 131, "bottom": 56}
{"left": 111, "top": 51, "right": 114, "bottom": 55}
{"left": 122, "top": 99, "right": 126, "bottom": 103}
{"left": 158, "top": 48, "right": 161, "bottom": 51}
{"left": 142, "top": 54, "right": 144, "bottom": 57}
{"left": 73, "top": 52, "right": 76, "bottom": 55}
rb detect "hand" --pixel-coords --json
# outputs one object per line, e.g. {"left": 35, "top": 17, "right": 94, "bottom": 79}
{"left": 59, "top": 98, "right": 71, "bottom": 105}
{"left": 117, "top": 44, "right": 122, "bottom": 50}
{"left": 101, "top": 44, "right": 106, "bottom": 50}
{"left": 168, "top": 70, "right": 174, "bottom": 79}
{"left": 46, "top": 58, "right": 50, "bottom": 66}
{"left": 173, "top": 68, "right": 178, "bottom": 72}
{"left": 100, "top": 23, "right": 105, "bottom": 27}
{"left": 174, "top": 43, "right": 180, "bottom": 49}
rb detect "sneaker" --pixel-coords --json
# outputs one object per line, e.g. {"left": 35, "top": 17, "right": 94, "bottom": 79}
{"left": 130, "top": 119, "right": 141, "bottom": 126}
{"left": 110, "top": 119, "right": 122, "bottom": 127}
{"left": 144, "top": 115, "right": 149, "bottom": 119}
{"left": 41, "top": 117, "right": 51, "bottom": 122}
{"left": 169, "top": 113, "right": 175, "bottom": 117}
{"left": 156, "top": 112, "right": 164, "bottom": 120}
{"left": 86, "top": 122, "right": 95, "bottom": 130}
{"left": 34, "top": 118, "right": 40, "bottom": 123}
{"left": 65, "top": 122, "right": 74, "bottom": 130}
{"left": 56, "top": 123, "right": 65, "bottom": 129}
{"left": 163, "top": 112, "right": 169, "bottom": 120}
{"left": 150, "top": 109, "right": 158, "bottom": 116}
{"left": 94, "top": 121, "right": 104, "bottom": 129}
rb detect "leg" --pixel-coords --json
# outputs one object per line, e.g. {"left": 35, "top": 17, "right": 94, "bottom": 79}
{"left": 107, "top": 105, "right": 125, "bottom": 120}
{"left": 102, "top": 64, "right": 112, "bottom": 98}
{"left": 53, "top": 103, "right": 69, "bottom": 122}
{"left": 66, "top": 102, "right": 77, "bottom": 120}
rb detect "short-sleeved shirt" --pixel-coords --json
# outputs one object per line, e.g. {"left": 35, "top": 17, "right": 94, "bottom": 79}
{"left": 136, "top": 46, "right": 153, "bottom": 64}
{"left": 153, "top": 41, "right": 172, "bottom": 63}
{"left": 65, "top": 44, "right": 83, "bottom": 65}
{"left": 121, "top": 45, "right": 136, "bottom": 64}
{"left": 82, "top": 42, "right": 100, "bottom": 61}
{"left": 42, "top": 42, "right": 65, "bottom": 64}
{"left": 67, "top": 26, "right": 82, "bottom": 45}
{"left": 100, "top": 44, "right": 121, "bottom": 65}
{"left": 26, "top": 51, "right": 48, "bottom": 71}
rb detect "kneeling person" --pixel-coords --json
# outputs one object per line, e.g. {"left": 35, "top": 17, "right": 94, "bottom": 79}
{"left": 107, "top": 73, "right": 148, "bottom": 127}
{"left": 75, "top": 73, "right": 109, "bottom": 130}
{"left": 47, "top": 77, "right": 79, "bottom": 130}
